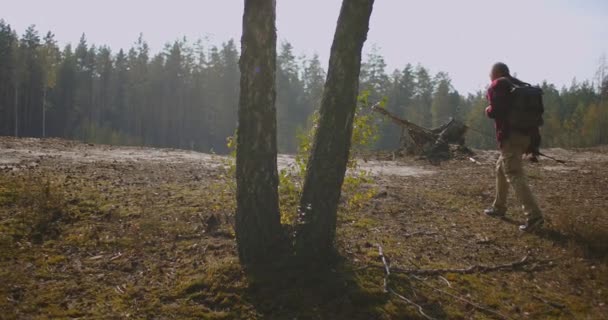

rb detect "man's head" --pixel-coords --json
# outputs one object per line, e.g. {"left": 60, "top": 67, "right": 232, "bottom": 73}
{"left": 490, "top": 62, "right": 510, "bottom": 81}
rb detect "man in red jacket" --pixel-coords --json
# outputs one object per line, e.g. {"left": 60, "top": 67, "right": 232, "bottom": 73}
{"left": 484, "top": 62, "right": 544, "bottom": 232}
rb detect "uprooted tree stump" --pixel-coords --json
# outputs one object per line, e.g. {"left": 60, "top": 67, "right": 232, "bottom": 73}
{"left": 372, "top": 104, "right": 472, "bottom": 162}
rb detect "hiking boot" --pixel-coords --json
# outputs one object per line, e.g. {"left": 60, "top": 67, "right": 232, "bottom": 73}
{"left": 484, "top": 207, "right": 506, "bottom": 217}
{"left": 519, "top": 216, "right": 544, "bottom": 232}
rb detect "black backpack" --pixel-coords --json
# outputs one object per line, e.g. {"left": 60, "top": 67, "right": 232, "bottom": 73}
{"left": 506, "top": 78, "right": 544, "bottom": 130}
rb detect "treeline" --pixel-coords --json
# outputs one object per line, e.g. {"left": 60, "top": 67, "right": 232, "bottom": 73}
{"left": 1, "top": 21, "right": 607, "bottom": 153}
{"left": 0, "top": 22, "right": 325, "bottom": 153}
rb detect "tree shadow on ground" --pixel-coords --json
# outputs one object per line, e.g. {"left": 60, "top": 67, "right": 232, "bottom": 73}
{"left": 243, "top": 254, "right": 447, "bottom": 319}
{"left": 174, "top": 254, "right": 447, "bottom": 319}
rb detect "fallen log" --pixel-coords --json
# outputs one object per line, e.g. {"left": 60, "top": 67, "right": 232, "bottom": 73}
{"left": 372, "top": 104, "right": 469, "bottom": 160}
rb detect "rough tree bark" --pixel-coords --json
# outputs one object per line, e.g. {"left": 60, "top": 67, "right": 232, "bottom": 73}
{"left": 42, "top": 87, "right": 47, "bottom": 138}
{"left": 235, "top": 0, "right": 282, "bottom": 266}
{"left": 295, "top": 0, "right": 375, "bottom": 260}
{"left": 14, "top": 86, "right": 18, "bottom": 137}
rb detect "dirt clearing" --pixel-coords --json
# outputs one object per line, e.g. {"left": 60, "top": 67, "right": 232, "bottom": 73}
{"left": 0, "top": 137, "right": 606, "bottom": 319}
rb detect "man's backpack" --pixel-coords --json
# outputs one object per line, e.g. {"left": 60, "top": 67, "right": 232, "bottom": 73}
{"left": 506, "top": 79, "right": 544, "bottom": 131}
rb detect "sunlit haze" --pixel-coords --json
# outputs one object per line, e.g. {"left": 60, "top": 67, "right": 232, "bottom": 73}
{"left": 3, "top": 0, "right": 608, "bottom": 93}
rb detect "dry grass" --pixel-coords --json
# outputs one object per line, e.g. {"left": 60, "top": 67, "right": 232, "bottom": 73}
{"left": 0, "top": 176, "right": 68, "bottom": 244}
{"left": 549, "top": 207, "right": 608, "bottom": 258}
{"left": 0, "top": 139, "right": 606, "bottom": 319}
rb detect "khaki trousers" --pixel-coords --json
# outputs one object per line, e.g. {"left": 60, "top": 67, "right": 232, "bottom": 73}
{"left": 493, "top": 132, "right": 542, "bottom": 219}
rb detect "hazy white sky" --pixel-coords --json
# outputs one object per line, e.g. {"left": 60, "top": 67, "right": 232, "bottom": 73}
{"left": 2, "top": 0, "right": 607, "bottom": 93}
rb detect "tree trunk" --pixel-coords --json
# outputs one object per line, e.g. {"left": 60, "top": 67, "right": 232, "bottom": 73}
{"left": 14, "top": 85, "right": 18, "bottom": 137}
{"left": 295, "top": 0, "right": 374, "bottom": 259}
{"left": 235, "top": 0, "right": 282, "bottom": 266}
{"left": 42, "top": 87, "right": 47, "bottom": 138}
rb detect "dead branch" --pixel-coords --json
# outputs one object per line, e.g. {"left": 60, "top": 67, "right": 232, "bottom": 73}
{"left": 364, "top": 245, "right": 556, "bottom": 319}
{"left": 438, "top": 275, "right": 452, "bottom": 288}
{"left": 533, "top": 295, "right": 567, "bottom": 310}
{"left": 389, "top": 288, "right": 436, "bottom": 320}
{"left": 359, "top": 254, "right": 551, "bottom": 276}
{"left": 403, "top": 231, "right": 439, "bottom": 238}
{"left": 378, "top": 245, "right": 390, "bottom": 292}
{"left": 378, "top": 245, "right": 436, "bottom": 320}
{"left": 368, "top": 250, "right": 546, "bottom": 320}
{"left": 390, "top": 255, "right": 530, "bottom": 276}
{"left": 411, "top": 275, "right": 511, "bottom": 320}
{"left": 372, "top": 104, "right": 434, "bottom": 137}
{"left": 469, "top": 157, "right": 481, "bottom": 165}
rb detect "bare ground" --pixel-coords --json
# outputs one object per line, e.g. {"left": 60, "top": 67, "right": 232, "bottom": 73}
{"left": 0, "top": 137, "right": 606, "bottom": 319}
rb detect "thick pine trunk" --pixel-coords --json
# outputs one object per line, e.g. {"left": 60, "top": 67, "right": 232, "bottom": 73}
{"left": 235, "top": 0, "right": 282, "bottom": 266}
{"left": 42, "top": 87, "right": 47, "bottom": 138}
{"left": 295, "top": 0, "right": 374, "bottom": 259}
{"left": 14, "top": 85, "right": 18, "bottom": 137}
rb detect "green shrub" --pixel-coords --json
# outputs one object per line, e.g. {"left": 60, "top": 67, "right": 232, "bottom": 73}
{"left": 222, "top": 91, "right": 382, "bottom": 226}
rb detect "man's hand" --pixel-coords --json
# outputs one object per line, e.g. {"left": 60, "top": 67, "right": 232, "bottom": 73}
{"left": 485, "top": 105, "right": 494, "bottom": 119}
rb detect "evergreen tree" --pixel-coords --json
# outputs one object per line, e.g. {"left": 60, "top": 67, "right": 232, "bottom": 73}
{"left": 18, "top": 25, "right": 44, "bottom": 137}
{"left": 1, "top": 19, "right": 604, "bottom": 152}
{"left": 431, "top": 72, "right": 455, "bottom": 127}
{"left": 359, "top": 45, "right": 389, "bottom": 102}
{"left": 276, "top": 41, "right": 305, "bottom": 153}
{"left": 126, "top": 35, "right": 150, "bottom": 144}
{"left": 0, "top": 21, "right": 16, "bottom": 136}
{"left": 73, "top": 34, "right": 93, "bottom": 140}
{"left": 112, "top": 49, "right": 129, "bottom": 139}
{"left": 205, "top": 45, "right": 224, "bottom": 151}
{"left": 539, "top": 82, "right": 563, "bottom": 146}
{"left": 217, "top": 40, "right": 240, "bottom": 152}
{"left": 379, "top": 64, "right": 415, "bottom": 149}
{"left": 51, "top": 44, "right": 76, "bottom": 137}
{"left": 39, "top": 32, "right": 60, "bottom": 138}
{"left": 464, "top": 92, "right": 495, "bottom": 149}
{"left": 302, "top": 53, "right": 325, "bottom": 116}
{"left": 410, "top": 65, "right": 434, "bottom": 127}
{"left": 95, "top": 46, "right": 114, "bottom": 140}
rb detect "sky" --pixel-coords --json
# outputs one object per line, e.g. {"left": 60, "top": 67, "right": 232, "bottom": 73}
{"left": 2, "top": 0, "right": 607, "bottom": 94}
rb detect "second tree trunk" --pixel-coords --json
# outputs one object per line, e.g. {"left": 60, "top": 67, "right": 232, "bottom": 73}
{"left": 296, "top": 0, "right": 375, "bottom": 260}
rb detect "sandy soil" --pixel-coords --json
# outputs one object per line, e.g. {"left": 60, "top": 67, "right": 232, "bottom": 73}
{"left": 0, "top": 137, "right": 437, "bottom": 177}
